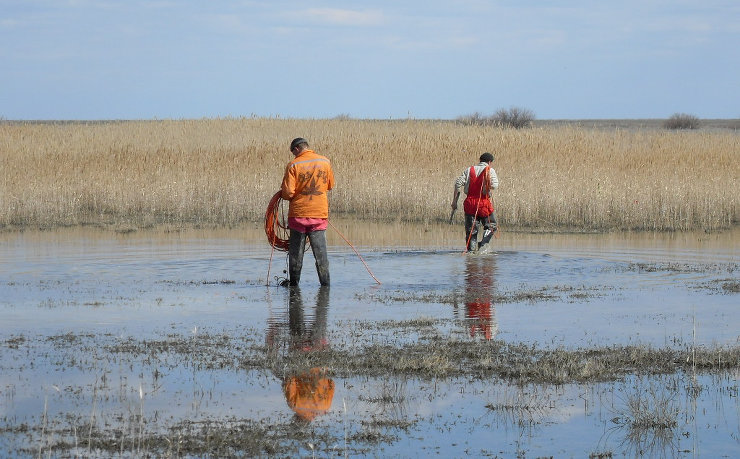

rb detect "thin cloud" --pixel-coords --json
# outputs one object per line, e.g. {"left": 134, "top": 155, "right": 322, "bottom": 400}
{"left": 0, "top": 18, "right": 22, "bottom": 28}
{"left": 301, "top": 8, "right": 385, "bottom": 27}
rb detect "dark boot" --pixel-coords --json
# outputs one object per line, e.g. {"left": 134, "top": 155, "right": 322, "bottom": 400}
{"left": 464, "top": 214, "right": 478, "bottom": 251}
{"left": 478, "top": 223, "right": 492, "bottom": 249}
{"left": 288, "top": 229, "right": 306, "bottom": 286}
{"left": 308, "top": 230, "right": 330, "bottom": 286}
{"left": 478, "top": 215, "right": 496, "bottom": 250}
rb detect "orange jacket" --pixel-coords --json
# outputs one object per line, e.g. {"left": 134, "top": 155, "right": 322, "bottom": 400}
{"left": 281, "top": 150, "right": 335, "bottom": 219}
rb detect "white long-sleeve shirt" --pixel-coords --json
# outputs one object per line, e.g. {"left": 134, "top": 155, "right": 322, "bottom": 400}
{"left": 454, "top": 162, "right": 499, "bottom": 195}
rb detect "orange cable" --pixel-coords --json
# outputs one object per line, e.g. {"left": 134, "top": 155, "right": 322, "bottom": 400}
{"left": 328, "top": 220, "right": 381, "bottom": 285}
{"left": 265, "top": 191, "right": 290, "bottom": 251}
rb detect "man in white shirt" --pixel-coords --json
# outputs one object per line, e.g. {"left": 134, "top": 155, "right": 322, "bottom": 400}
{"left": 451, "top": 152, "right": 499, "bottom": 252}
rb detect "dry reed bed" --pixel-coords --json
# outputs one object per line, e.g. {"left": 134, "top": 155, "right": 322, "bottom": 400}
{"left": 1, "top": 118, "right": 737, "bottom": 231}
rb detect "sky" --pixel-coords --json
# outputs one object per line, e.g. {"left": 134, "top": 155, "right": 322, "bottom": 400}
{"left": 1, "top": 0, "right": 738, "bottom": 120}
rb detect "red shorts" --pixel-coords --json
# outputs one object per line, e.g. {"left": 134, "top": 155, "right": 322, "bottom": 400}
{"left": 288, "top": 217, "right": 328, "bottom": 233}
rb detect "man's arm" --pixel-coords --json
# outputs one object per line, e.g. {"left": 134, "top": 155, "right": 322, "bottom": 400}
{"left": 451, "top": 189, "right": 460, "bottom": 210}
{"left": 280, "top": 165, "right": 296, "bottom": 200}
{"left": 489, "top": 168, "right": 499, "bottom": 192}
{"left": 452, "top": 169, "right": 468, "bottom": 208}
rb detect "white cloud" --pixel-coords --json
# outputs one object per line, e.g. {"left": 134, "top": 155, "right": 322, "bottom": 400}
{"left": 207, "top": 13, "right": 246, "bottom": 31}
{"left": 301, "top": 8, "right": 385, "bottom": 27}
{"left": 0, "top": 18, "right": 21, "bottom": 28}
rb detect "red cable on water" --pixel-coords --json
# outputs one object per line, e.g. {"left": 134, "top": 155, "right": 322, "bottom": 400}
{"left": 328, "top": 220, "right": 381, "bottom": 285}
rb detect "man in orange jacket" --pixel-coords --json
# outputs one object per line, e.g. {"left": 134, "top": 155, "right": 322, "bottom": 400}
{"left": 281, "top": 138, "right": 335, "bottom": 286}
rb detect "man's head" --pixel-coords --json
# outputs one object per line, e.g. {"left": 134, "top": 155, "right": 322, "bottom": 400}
{"left": 479, "top": 152, "right": 494, "bottom": 163}
{"left": 290, "top": 137, "right": 309, "bottom": 154}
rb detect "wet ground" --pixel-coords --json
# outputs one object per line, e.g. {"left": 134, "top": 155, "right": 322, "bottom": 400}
{"left": 1, "top": 222, "right": 738, "bottom": 457}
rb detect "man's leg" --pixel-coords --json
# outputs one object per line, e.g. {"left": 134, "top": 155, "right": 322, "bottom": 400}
{"left": 288, "top": 229, "right": 307, "bottom": 286}
{"left": 308, "top": 230, "right": 330, "bottom": 286}
{"left": 478, "top": 216, "right": 493, "bottom": 249}
{"left": 464, "top": 214, "right": 478, "bottom": 251}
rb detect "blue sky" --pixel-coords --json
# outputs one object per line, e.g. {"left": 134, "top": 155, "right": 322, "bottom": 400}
{"left": 2, "top": 0, "right": 738, "bottom": 120}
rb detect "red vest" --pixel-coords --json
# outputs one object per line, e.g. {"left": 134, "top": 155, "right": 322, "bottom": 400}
{"left": 463, "top": 166, "right": 494, "bottom": 217}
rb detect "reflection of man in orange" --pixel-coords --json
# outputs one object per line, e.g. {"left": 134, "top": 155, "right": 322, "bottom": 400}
{"left": 267, "top": 286, "right": 334, "bottom": 422}
{"left": 283, "top": 367, "right": 334, "bottom": 422}
{"left": 463, "top": 255, "right": 498, "bottom": 340}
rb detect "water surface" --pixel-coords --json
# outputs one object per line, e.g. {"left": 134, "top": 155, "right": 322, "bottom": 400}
{"left": 1, "top": 223, "right": 738, "bottom": 456}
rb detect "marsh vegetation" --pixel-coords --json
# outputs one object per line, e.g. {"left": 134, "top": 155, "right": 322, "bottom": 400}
{"left": 1, "top": 118, "right": 737, "bottom": 232}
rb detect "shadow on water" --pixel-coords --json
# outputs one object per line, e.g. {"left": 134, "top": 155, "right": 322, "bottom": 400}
{"left": 0, "top": 224, "right": 738, "bottom": 456}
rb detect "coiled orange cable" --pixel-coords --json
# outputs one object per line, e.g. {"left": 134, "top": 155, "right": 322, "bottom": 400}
{"left": 265, "top": 191, "right": 290, "bottom": 252}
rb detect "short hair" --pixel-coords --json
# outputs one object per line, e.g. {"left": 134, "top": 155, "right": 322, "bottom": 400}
{"left": 290, "top": 137, "right": 309, "bottom": 150}
{"left": 479, "top": 152, "right": 494, "bottom": 163}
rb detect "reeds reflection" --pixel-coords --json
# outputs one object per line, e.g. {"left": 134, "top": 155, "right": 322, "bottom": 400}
{"left": 266, "top": 287, "right": 334, "bottom": 422}
{"left": 462, "top": 254, "right": 498, "bottom": 340}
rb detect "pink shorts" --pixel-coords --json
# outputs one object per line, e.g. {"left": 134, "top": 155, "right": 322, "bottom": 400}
{"left": 288, "top": 217, "right": 328, "bottom": 233}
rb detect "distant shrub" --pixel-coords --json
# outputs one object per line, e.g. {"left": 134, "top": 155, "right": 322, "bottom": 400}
{"left": 456, "top": 112, "right": 490, "bottom": 126}
{"left": 492, "top": 106, "right": 536, "bottom": 129}
{"left": 664, "top": 113, "right": 700, "bottom": 130}
{"left": 457, "top": 107, "right": 536, "bottom": 129}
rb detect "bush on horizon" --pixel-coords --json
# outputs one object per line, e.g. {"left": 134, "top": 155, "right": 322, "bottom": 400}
{"left": 664, "top": 113, "right": 701, "bottom": 130}
{"left": 458, "top": 107, "right": 536, "bottom": 129}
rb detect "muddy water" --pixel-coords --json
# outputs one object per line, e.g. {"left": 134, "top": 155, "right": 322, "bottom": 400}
{"left": 1, "top": 222, "right": 739, "bottom": 456}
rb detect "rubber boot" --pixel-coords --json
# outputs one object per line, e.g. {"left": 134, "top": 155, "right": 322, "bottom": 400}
{"left": 478, "top": 215, "right": 496, "bottom": 250}
{"left": 464, "top": 214, "right": 478, "bottom": 252}
{"left": 288, "top": 229, "right": 306, "bottom": 286}
{"left": 478, "top": 224, "right": 493, "bottom": 250}
{"left": 308, "top": 230, "right": 330, "bottom": 286}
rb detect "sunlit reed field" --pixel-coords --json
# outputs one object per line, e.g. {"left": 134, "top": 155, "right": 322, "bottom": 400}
{"left": 1, "top": 118, "right": 737, "bottom": 231}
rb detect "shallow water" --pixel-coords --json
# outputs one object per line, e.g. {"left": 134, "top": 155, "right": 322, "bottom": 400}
{"left": 1, "top": 223, "right": 739, "bottom": 456}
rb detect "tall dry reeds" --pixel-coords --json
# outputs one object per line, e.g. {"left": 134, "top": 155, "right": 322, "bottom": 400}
{"left": 1, "top": 118, "right": 737, "bottom": 231}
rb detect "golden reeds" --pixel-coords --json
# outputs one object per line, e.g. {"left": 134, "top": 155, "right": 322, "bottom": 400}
{"left": 1, "top": 118, "right": 737, "bottom": 231}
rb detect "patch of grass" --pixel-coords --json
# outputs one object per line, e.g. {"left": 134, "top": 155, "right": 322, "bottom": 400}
{"left": 609, "top": 379, "right": 681, "bottom": 457}
{"left": 19, "top": 327, "right": 740, "bottom": 386}
{"left": 722, "top": 280, "right": 740, "bottom": 293}
{"left": 356, "top": 284, "right": 607, "bottom": 305}
{"left": 628, "top": 262, "right": 737, "bottom": 274}
{"left": 691, "top": 277, "right": 740, "bottom": 294}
